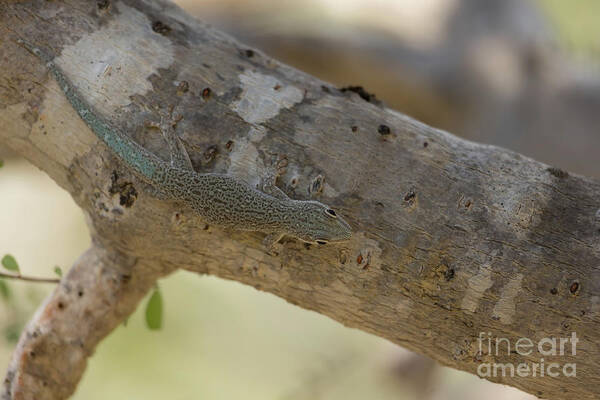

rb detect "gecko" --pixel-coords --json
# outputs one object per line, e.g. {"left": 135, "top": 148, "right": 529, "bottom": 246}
{"left": 17, "top": 39, "right": 352, "bottom": 251}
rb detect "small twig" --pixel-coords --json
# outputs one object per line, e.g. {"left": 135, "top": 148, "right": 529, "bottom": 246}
{"left": 0, "top": 272, "right": 60, "bottom": 284}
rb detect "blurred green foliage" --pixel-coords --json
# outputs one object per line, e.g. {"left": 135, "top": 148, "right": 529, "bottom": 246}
{"left": 0, "top": 281, "right": 10, "bottom": 301}
{"left": 1, "top": 255, "right": 20, "bottom": 273}
{"left": 145, "top": 287, "right": 163, "bottom": 330}
{"left": 541, "top": 0, "right": 600, "bottom": 54}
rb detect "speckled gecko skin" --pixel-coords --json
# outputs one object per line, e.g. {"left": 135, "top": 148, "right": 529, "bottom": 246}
{"left": 19, "top": 40, "right": 352, "bottom": 248}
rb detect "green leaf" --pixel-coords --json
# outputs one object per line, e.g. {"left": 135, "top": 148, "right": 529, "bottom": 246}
{"left": 145, "top": 288, "right": 163, "bottom": 330}
{"left": 54, "top": 266, "right": 63, "bottom": 277}
{"left": 0, "top": 160, "right": 4, "bottom": 168}
{"left": 0, "top": 280, "right": 10, "bottom": 301}
{"left": 1, "top": 255, "right": 20, "bottom": 273}
{"left": 4, "top": 323, "right": 23, "bottom": 343}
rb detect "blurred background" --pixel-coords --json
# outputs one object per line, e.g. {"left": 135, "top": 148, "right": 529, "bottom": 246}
{"left": 1, "top": 0, "right": 599, "bottom": 398}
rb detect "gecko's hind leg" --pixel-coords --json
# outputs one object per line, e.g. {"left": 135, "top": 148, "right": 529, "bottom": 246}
{"left": 148, "top": 106, "right": 194, "bottom": 171}
{"left": 260, "top": 156, "right": 289, "bottom": 200}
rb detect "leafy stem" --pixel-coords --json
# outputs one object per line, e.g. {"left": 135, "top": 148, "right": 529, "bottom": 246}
{"left": 0, "top": 272, "right": 59, "bottom": 284}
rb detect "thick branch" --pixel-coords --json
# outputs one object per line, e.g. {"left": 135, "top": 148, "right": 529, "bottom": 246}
{"left": 1, "top": 1, "right": 599, "bottom": 399}
{"left": 2, "top": 246, "right": 173, "bottom": 400}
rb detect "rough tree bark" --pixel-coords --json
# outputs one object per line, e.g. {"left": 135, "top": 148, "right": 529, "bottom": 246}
{"left": 208, "top": 0, "right": 600, "bottom": 178}
{"left": 1, "top": 1, "right": 599, "bottom": 399}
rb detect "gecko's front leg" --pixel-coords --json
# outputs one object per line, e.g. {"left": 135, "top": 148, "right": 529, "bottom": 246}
{"left": 262, "top": 232, "right": 285, "bottom": 255}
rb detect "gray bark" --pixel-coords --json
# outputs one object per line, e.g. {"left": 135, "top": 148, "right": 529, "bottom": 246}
{"left": 206, "top": 0, "right": 600, "bottom": 178}
{"left": 0, "top": 1, "right": 599, "bottom": 399}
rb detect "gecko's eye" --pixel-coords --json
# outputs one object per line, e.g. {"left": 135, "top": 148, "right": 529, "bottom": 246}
{"left": 325, "top": 209, "right": 337, "bottom": 217}
{"left": 315, "top": 239, "right": 328, "bottom": 245}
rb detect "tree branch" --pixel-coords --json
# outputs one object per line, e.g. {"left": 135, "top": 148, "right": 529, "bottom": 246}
{"left": 0, "top": 272, "right": 60, "bottom": 284}
{"left": 1, "top": 1, "right": 599, "bottom": 399}
{"left": 2, "top": 246, "right": 173, "bottom": 400}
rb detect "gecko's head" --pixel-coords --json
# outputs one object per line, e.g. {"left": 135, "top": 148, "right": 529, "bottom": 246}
{"left": 290, "top": 201, "right": 352, "bottom": 245}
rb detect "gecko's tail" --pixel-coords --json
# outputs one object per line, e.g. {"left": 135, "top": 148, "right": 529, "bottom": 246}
{"left": 15, "top": 38, "right": 55, "bottom": 65}
{"left": 14, "top": 36, "right": 166, "bottom": 185}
